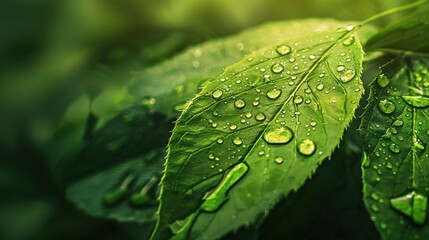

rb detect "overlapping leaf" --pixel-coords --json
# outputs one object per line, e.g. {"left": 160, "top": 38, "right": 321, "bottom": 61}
{"left": 63, "top": 106, "right": 173, "bottom": 223}
{"left": 365, "top": 5, "right": 429, "bottom": 53}
{"left": 360, "top": 57, "right": 429, "bottom": 239}
{"left": 153, "top": 24, "right": 365, "bottom": 239}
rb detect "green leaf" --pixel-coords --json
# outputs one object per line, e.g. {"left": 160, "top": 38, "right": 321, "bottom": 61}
{"left": 62, "top": 106, "right": 173, "bottom": 223}
{"left": 153, "top": 24, "right": 365, "bottom": 239}
{"left": 360, "top": 57, "right": 429, "bottom": 239}
{"left": 129, "top": 19, "right": 376, "bottom": 118}
{"left": 365, "top": 5, "right": 429, "bottom": 53}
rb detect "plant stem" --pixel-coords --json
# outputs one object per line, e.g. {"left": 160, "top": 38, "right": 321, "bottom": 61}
{"left": 359, "top": 0, "right": 429, "bottom": 27}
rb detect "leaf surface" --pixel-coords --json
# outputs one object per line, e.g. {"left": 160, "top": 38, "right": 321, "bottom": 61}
{"left": 63, "top": 106, "right": 173, "bottom": 223}
{"left": 365, "top": 5, "right": 429, "bottom": 53}
{"left": 153, "top": 24, "right": 365, "bottom": 239}
{"left": 360, "top": 57, "right": 429, "bottom": 239}
{"left": 129, "top": 19, "right": 375, "bottom": 117}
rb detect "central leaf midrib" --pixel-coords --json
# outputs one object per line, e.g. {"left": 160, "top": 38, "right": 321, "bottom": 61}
{"left": 237, "top": 29, "right": 355, "bottom": 167}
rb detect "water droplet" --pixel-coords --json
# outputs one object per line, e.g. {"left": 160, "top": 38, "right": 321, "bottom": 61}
{"left": 393, "top": 120, "right": 403, "bottom": 126}
{"left": 293, "top": 95, "right": 303, "bottom": 104}
{"left": 316, "top": 83, "right": 324, "bottom": 91}
{"left": 371, "top": 192, "right": 380, "bottom": 201}
{"left": 390, "top": 190, "right": 427, "bottom": 224}
{"left": 213, "top": 111, "right": 219, "bottom": 116}
{"left": 346, "top": 25, "right": 355, "bottom": 31}
{"left": 217, "top": 138, "right": 224, "bottom": 144}
{"left": 402, "top": 96, "right": 429, "bottom": 108}
{"left": 274, "top": 156, "right": 284, "bottom": 164}
{"left": 309, "top": 55, "right": 316, "bottom": 60}
{"left": 340, "top": 69, "right": 356, "bottom": 82}
{"left": 289, "top": 57, "right": 296, "bottom": 63}
{"left": 212, "top": 123, "right": 218, "bottom": 128}
{"left": 342, "top": 36, "right": 355, "bottom": 46}
{"left": 310, "top": 121, "right": 317, "bottom": 126}
{"left": 264, "top": 126, "right": 294, "bottom": 144}
{"left": 212, "top": 89, "right": 223, "bottom": 99}
{"left": 276, "top": 45, "right": 291, "bottom": 55}
{"left": 271, "top": 63, "right": 284, "bottom": 73}
{"left": 234, "top": 99, "right": 246, "bottom": 109}
{"left": 378, "top": 99, "right": 396, "bottom": 114}
{"left": 252, "top": 100, "right": 260, "bottom": 106}
{"left": 377, "top": 74, "right": 390, "bottom": 87}
{"left": 103, "top": 174, "right": 134, "bottom": 205}
{"left": 388, "top": 143, "right": 400, "bottom": 153}
{"left": 267, "top": 89, "right": 282, "bottom": 100}
{"left": 336, "top": 65, "right": 345, "bottom": 72}
{"left": 297, "top": 139, "right": 316, "bottom": 156}
{"left": 209, "top": 154, "right": 215, "bottom": 159}
{"left": 255, "top": 113, "right": 266, "bottom": 121}
{"left": 201, "top": 163, "right": 249, "bottom": 212}
{"left": 245, "top": 112, "right": 252, "bottom": 118}
{"left": 229, "top": 124, "right": 237, "bottom": 131}
{"left": 233, "top": 137, "right": 243, "bottom": 146}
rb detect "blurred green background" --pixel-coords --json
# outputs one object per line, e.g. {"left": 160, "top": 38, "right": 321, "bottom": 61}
{"left": 0, "top": 0, "right": 408, "bottom": 239}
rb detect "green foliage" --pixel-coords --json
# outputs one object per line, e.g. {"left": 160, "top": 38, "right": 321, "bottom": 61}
{"left": 153, "top": 21, "right": 366, "bottom": 239}
{"left": 360, "top": 57, "right": 429, "bottom": 239}
{"left": 4, "top": 1, "right": 429, "bottom": 240}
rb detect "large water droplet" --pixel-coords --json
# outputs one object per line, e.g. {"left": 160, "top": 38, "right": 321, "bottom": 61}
{"left": 212, "top": 89, "right": 223, "bottom": 99}
{"left": 234, "top": 99, "right": 246, "bottom": 109}
{"left": 340, "top": 69, "right": 356, "bottom": 82}
{"left": 201, "top": 163, "right": 249, "bottom": 212}
{"left": 377, "top": 74, "right": 390, "bottom": 87}
{"left": 316, "top": 83, "right": 324, "bottom": 91}
{"left": 276, "top": 45, "right": 291, "bottom": 55}
{"left": 271, "top": 63, "right": 284, "bottom": 73}
{"left": 255, "top": 113, "right": 266, "bottom": 121}
{"left": 390, "top": 190, "right": 427, "bottom": 224}
{"left": 293, "top": 95, "right": 303, "bottom": 104}
{"left": 336, "top": 65, "right": 345, "bottom": 72}
{"left": 233, "top": 137, "right": 243, "bottom": 146}
{"left": 229, "top": 124, "right": 237, "bottom": 131}
{"left": 297, "top": 139, "right": 316, "bottom": 156}
{"left": 342, "top": 36, "right": 355, "bottom": 46}
{"left": 274, "top": 156, "right": 284, "bottom": 164}
{"left": 378, "top": 99, "right": 396, "bottom": 114}
{"left": 388, "top": 143, "right": 401, "bottom": 153}
{"left": 264, "top": 126, "right": 293, "bottom": 144}
{"left": 267, "top": 89, "right": 282, "bottom": 100}
{"left": 402, "top": 96, "right": 429, "bottom": 108}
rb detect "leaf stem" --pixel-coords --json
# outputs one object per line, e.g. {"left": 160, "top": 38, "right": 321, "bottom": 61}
{"left": 358, "top": 0, "right": 429, "bottom": 27}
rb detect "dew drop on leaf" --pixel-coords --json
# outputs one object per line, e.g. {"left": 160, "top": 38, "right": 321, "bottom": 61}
{"left": 274, "top": 156, "right": 284, "bottom": 164}
{"left": 233, "top": 137, "right": 243, "bottom": 146}
{"left": 377, "top": 74, "right": 390, "bottom": 87}
{"left": 388, "top": 143, "right": 401, "bottom": 153}
{"left": 276, "top": 45, "right": 291, "bottom": 55}
{"left": 229, "top": 124, "right": 237, "bottom": 131}
{"left": 293, "top": 95, "right": 303, "bottom": 104}
{"left": 297, "top": 139, "right": 316, "bottom": 156}
{"left": 255, "top": 113, "right": 266, "bottom": 121}
{"left": 234, "top": 99, "right": 246, "bottom": 109}
{"left": 378, "top": 99, "right": 396, "bottom": 114}
{"left": 271, "top": 63, "right": 284, "bottom": 73}
{"left": 212, "top": 89, "right": 223, "bottom": 99}
{"left": 263, "top": 126, "right": 293, "bottom": 144}
{"left": 342, "top": 36, "right": 355, "bottom": 46}
{"left": 340, "top": 69, "right": 356, "bottom": 82}
{"left": 266, "top": 89, "right": 282, "bottom": 100}
{"left": 316, "top": 83, "right": 324, "bottom": 91}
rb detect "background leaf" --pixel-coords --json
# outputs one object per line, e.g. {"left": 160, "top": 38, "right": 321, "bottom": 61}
{"left": 128, "top": 19, "right": 377, "bottom": 117}
{"left": 154, "top": 22, "right": 365, "bottom": 239}
{"left": 360, "top": 57, "right": 429, "bottom": 239}
{"left": 61, "top": 106, "right": 173, "bottom": 223}
{"left": 365, "top": 5, "right": 429, "bottom": 53}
